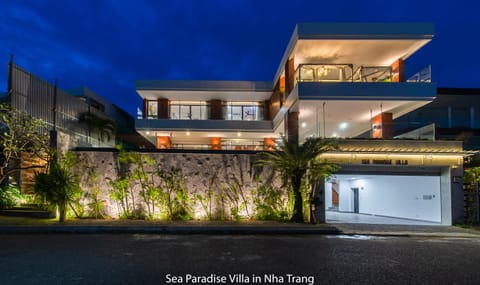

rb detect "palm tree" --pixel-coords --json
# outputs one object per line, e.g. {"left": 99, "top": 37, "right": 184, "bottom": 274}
{"left": 34, "top": 162, "right": 81, "bottom": 222}
{"left": 256, "top": 137, "right": 338, "bottom": 223}
{"left": 78, "top": 112, "right": 116, "bottom": 144}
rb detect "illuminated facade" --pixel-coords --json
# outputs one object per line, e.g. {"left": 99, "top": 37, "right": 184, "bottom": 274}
{"left": 135, "top": 23, "right": 436, "bottom": 149}
{"left": 134, "top": 23, "right": 466, "bottom": 225}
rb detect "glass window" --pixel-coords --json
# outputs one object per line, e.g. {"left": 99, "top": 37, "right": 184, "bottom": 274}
{"left": 224, "top": 103, "right": 264, "bottom": 120}
{"left": 243, "top": 106, "right": 257, "bottom": 120}
{"left": 148, "top": 101, "right": 157, "bottom": 119}
{"left": 170, "top": 105, "right": 179, "bottom": 119}
{"left": 180, "top": 105, "right": 191, "bottom": 120}
{"left": 231, "top": 106, "right": 242, "bottom": 120}
{"left": 191, "top": 105, "right": 202, "bottom": 120}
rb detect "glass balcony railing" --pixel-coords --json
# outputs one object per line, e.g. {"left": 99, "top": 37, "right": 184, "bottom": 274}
{"left": 294, "top": 64, "right": 393, "bottom": 85}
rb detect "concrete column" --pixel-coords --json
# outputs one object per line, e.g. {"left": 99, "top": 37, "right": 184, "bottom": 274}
{"left": 285, "top": 58, "right": 295, "bottom": 96}
{"left": 450, "top": 166, "right": 465, "bottom": 225}
{"left": 287, "top": 111, "right": 299, "bottom": 145}
{"left": 312, "top": 177, "right": 326, "bottom": 224}
{"left": 209, "top": 99, "right": 223, "bottom": 120}
{"left": 391, "top": 59, "right": 405, "bottom": 82}
{"left": 142, "top": 99, "right": 148, "bottom": 119}
{"left": 157, "top": 99, "right": 170, "bottom": 119}
{"left": 263, "top": 100, "right": 270, "bottom": 120}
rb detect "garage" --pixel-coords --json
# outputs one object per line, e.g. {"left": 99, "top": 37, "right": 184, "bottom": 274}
{"left": 325, "top": 173, "right": 443, "bottom": 224}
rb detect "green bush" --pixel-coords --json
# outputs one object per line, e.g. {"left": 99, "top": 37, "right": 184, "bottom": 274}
{"left": 253, "top": 185, "right": 291, "bottom": 222}
{"left": 0, "top": 186, "right": 22, "bottom": 209}
{"left": 34, "top": 163, "right": 81, "bottom": 222}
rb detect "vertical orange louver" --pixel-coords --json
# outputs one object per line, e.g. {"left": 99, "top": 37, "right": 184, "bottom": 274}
{"left": 156, "top": 136, "right": 172, "bottom": 149}
{"left": 263, "top": 137, "right": 276, "bottom": 151}
{"left": 211, "top": 137, "right": 221, "bottom": 150}
{"left": 371, "top": 113, "right": 393, "bottom": 139}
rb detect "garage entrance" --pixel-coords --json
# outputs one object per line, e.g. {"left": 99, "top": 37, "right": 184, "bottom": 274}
{"left": 325, "top": 173, "right": 444, "bottom": 225}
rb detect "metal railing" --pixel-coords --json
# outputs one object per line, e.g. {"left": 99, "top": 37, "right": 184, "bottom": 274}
{"left": 407, "top": 65, "right": 432, "bottom": 83}
{"left": 295, "top": 64, "right": 394, "bottom": 84}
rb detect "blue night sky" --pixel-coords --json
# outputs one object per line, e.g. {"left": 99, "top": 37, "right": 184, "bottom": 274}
{"left": 1, "top": 0, "right": 479, "bottom": 116}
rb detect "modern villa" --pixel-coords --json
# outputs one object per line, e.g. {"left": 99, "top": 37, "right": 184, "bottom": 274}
{"left": 133, "top": 23, "right": 465, "bottom": 225}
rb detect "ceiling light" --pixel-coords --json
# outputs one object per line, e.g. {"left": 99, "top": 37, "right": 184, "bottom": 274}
{"left": 301, "top": 122, "right": 307, "bottom": 128}
{"left": 339, "top": 122, "right": 348, "bottom": 130}
{"left": 186, "top": 131, "right": 190, "bottom": 136}
{"left": 237, "top": 132, "right": 242, "bottom": 137}
{"left": 146, "top": 131, "right": 150, "bottom": 135}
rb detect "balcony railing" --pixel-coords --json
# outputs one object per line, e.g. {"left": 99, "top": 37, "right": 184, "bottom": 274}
{"left": 407, "top": 65, "right": 432, "bottom": 83}
{"left": 295, "top": 64, "right": 393, "bottom": 85}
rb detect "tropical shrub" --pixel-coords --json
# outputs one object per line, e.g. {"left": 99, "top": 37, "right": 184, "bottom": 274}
{"left": 253, "top": 184, "right": 291, "bottom": 221}
{"left": 0, "top": 185, "right": 23, "bottom": 209}
{"left": 157, "top": 168, "right": 192, "bottom": 221}
{"left": 108, "top": 177, "right": 135, "bottom": 218}
{"left": 34, "top": 163, "right": 81, "bottom": 222}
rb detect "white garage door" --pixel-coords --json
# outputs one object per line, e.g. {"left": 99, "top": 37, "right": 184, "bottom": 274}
{"left": 326, "top": 174, "right": 441, "bottom": 223}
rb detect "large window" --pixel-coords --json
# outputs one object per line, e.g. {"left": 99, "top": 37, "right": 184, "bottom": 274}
{"left": 170, "top": 101, "right": 208, "bottom": 120}
{"left": 223, "top": 103, "right": 264, "bottom": 121}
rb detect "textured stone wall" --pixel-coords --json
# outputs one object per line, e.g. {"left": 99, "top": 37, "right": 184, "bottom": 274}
{"left": 73, "top": 150, "right": 280, "bottom": 219}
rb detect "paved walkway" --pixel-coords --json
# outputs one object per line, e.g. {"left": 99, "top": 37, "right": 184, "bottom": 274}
{"left": 326, "top": 211, "right": 441, "bottom": 225}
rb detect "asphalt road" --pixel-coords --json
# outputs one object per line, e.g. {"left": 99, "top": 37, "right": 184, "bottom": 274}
{"left": 0, "top": 234, "right": 479, "bottom": 285}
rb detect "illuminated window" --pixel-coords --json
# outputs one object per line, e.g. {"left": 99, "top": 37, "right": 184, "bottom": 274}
{"left": 224, "top": 102, "right": 263, "bottom": 121}
{"left": 170, "top": 102, "right": 208, "bottom": 120}
{"left": 147, "top": 101, "right": 158, "bottom": 119}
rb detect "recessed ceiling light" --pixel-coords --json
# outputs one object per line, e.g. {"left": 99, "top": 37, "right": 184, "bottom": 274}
{"left": 186, "top": 131, "right": 191, "bottom": 136}
{"left": 237, "top": 132, "right": 242, "bottom": 137}
{"left": 339, "top": 122, "right": 348, "bottom": 130}
{"left": 301, "top": 122, "right": 307, "bottom": 128}
{"left": 146, "top": 131, "right": 150, "bottom": 135}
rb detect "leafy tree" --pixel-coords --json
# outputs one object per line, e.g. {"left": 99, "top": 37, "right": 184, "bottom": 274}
{"left": 0, "top": 103, "right": 50, "bottom": 186}
{"left": 255, "top": 137, "right": 337, "bottom": 223}
{"left": 78, "top": 111, "right": 116, "bottom": 143}
{"left": 33, "top": 158, "right": 81, "bottom": 222}
{"left": 464, "top": 167, "right": 480, "bottom": 185}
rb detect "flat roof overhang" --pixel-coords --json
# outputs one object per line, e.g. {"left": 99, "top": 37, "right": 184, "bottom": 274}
{"left": 136, "top": 80, "right": 272, "bottom": 101}
{"left": 136, "top": 118, "right": 273, "bottom": 132}
{"left": 135, "top": 119, "right": 276, "bottom": 146}
{"left": 274, "top": 23, "right": 434, "bottom": 82}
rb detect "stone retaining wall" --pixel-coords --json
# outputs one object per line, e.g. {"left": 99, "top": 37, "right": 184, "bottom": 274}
{"left": 73, "top": 150, "right": 282, "bottom": 219}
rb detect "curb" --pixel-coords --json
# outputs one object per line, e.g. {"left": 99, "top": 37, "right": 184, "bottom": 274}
{"left": 0, "top": 226, "right": 478, "bottom": 238}
{"left": 0, "top": 226, "right": 343, "bottom": 235}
